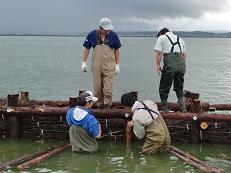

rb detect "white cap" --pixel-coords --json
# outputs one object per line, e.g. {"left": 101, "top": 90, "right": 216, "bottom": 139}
{"left": 80, "top": 91, "right": 98, "bottom": 102}
{"left": 156, "top": 25, "right": 165, "bottom": 35}
{"left": 99, "top": 18, "right": 113, "bottom": 30}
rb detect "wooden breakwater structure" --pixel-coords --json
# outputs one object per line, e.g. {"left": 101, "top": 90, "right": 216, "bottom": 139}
{"left": 0, "top": 91, "right": 231, "bottom": 144}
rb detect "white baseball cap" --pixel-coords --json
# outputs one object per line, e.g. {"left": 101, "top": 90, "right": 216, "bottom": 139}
{"left": 99, "top": 18, "right": 114, "bottom": 30}
{"left": 156, "top": 25, "right": 165, "bottom": 35}
{"left": 80, "top": 91, "right": 98, "bottom": 102}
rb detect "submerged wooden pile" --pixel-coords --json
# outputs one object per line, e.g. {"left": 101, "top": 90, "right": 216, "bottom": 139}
{"left": 0, "top": 91, "right": 231, "bottom": 144}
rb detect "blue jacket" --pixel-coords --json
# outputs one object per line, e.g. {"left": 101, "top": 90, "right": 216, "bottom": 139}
{"left": 66, "top": 106, "right": 100, "bottom": 138}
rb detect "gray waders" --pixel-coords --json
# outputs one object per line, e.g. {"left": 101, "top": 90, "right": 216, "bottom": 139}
{"left": 69, "top": 125, "right": 98, "bottom": 153}
{"left": 159, "top": 35, "right": 186, "bottom": 112}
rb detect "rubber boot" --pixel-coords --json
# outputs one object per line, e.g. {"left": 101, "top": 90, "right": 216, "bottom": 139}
{"left": 161, "top": 100, "right": 169, "bottom": 112}
{"left": 178, "top": 97, "right": 187, "bottom": 113}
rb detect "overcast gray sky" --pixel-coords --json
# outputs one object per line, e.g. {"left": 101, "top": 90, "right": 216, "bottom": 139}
{"left": 0, "top": 0, "right": 231, "bottom": 34}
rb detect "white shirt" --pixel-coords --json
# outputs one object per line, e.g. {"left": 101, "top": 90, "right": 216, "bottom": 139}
{"left": 154, "top": 32, "right": 186, "bottom": 54}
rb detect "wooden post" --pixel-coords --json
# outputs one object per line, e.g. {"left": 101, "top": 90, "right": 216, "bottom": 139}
{"left": 69, "top": 97, "right": 77, "bottom": 108}
{"left": 7, "top": 94, "right": 19, "bottom": 107}
{"left": 191, "top": 116, "right": 200, "bottom": 143}
{"left": 20, "top": 91, "right": 29, "bottom": 106}
{"left": 7, "top": 94, "right": 19, "bottom": 139}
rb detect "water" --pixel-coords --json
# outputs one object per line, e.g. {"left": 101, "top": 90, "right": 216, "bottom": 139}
{"left": 1, "top": 140, "right": 231, "bottom": 173}
{"left": 1, "top": 36, "right": 231, "bottom": 172}
{"left": 0, "top": 36, "right": 231, "bottom": 103}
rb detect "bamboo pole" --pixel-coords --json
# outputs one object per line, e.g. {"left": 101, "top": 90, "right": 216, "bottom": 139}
{"left": 0, "top": 147, "right": 54, "bottom": 171}
{"left": 17, "top": 144, "right": 71, "bottom": 170}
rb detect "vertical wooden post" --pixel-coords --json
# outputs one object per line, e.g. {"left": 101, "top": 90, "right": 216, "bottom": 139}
{"left": 69, "top": 97, "right": 77, "bottom": 108}
{"left": 20, "top": 91, "right": 29, "bottom": 106}
{"left": 7, "top": 94, "right": 19, "bottom": 139}
{"left": 191, "top": 116, "right": 200, "bottom": 143}
{"left": 7, "top": 94, "right": 19, "bottom": 107}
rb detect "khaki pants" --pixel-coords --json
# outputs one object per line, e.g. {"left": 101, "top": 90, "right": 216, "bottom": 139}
{"left": 91, "top": 45, "right": 116, "bottom": 107}
{"left": 142, "top": 116, "right": 171, "bottom": 154}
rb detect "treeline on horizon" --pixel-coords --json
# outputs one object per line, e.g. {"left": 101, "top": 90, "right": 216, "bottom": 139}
{"left": 1, "top": 31, "right": 231, "bottom": 38}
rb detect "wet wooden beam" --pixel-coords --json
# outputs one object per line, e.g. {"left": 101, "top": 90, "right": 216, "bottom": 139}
{"left": 1, "top": 107, "right": 231, "bottom": 122}
{"left": 169, "top": 146, "right": 223, "bottom": 173}
{"left": 17, "top": 144, "right": 71, "bottom": 170}
{"left": 0, "top": 147, "right": 54, "bottom": 171}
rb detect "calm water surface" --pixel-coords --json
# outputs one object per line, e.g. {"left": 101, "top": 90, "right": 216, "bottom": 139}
{"left": 0, "top": 36, "right": 231, "bottom": 102}
{"left": 0, "top": 140, "right": 231, "bottom": 173}
{"left": 0, "top": 36, "right": 231, "bottom": 172}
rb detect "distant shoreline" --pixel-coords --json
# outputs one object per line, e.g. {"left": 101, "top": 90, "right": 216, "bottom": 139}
{"left": 0, "top": 31, "right": 231, "bottom": 38}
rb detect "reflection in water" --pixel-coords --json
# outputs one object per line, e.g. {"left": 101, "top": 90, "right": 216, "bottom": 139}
{"left": 0, "top": 140, "right": 231, "bottom": 173}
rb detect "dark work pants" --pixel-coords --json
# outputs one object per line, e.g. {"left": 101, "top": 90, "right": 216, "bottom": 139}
{"left": 159, "top": 53, "right": 186, "bottom": 102}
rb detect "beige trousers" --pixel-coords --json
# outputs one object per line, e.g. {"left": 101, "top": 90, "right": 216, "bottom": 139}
{"left": 142, "top": 116, "right": 171, "bottom": 154}
{"left": 91, "top": 45, "right": 116, "bottom": 107}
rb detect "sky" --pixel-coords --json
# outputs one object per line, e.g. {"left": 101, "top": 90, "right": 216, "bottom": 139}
{"left": 0, "top": 0, "right": 231, "bottom": 34}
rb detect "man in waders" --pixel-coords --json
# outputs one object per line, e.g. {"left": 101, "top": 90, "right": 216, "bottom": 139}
{"left": 121, "top": 92, "right": 171, "bottom": 154}
{"left": 66, "top": 91, "right": 102, "bottom": 153}
{"left": 154, "top": 26, "right": 187, "bottom": 112}
{"left": 81, "top": 18, "right": 121, "bottom": 109}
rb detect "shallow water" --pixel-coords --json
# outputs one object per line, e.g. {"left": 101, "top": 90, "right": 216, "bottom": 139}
{"left": 1, "top": 36, "right": 231, "bottom": 172}
{"left": 0, "top": 140, "right": 231, "bottom": 173}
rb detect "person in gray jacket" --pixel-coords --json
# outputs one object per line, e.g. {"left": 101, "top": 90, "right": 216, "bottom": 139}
{"left": 121, "top": 92, "right": 171, "bottom": 154}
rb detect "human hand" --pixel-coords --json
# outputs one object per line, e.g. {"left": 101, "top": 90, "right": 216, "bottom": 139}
{"left": 156, "top": 66, "right": 161, "bottom": 76}
{"left": 127, "top": 121, "right": 134, "bottom": 127}
{"left": 115, "top": 64, "right": 120, "bottom": 75}
{"left": 81, "top": 62, "right": 87, "bottom": 72}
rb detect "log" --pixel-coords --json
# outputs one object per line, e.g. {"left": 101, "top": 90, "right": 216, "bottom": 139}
{"left": 1, "top": 107, "right": 231, "bottom": 122}
{"left": 169, "top": 146, "right": 223, "bottom": 173}
{"left": 17, "top": 144, "right": 71, "bottom": 170}
{"left": 0, "top": 147, "right": 54, "bottom": 170}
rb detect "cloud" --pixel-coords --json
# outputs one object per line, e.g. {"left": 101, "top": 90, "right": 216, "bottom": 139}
{"left": 0, "top": 0, "right": 230, "bottom": 33}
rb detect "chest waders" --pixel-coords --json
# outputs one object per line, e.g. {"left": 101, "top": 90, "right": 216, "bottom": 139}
{"left": 92, "top": 30, "right": 116, "bottom": 108}
{"left": 159, "top": 35, "right": 186, "bottom": 112}
{"left": 137, "top": 102, "right": 171, "bottom": 154}
{"left": 69, "top": 125, "right": 98, "bottom": 153}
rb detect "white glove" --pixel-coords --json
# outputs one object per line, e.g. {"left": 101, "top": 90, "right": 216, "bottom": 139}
{"left": 115, "top": 64, "right": 120, "bottom": 75}
{"left": 81, "top": 62, "right": 87, "bottom": 72}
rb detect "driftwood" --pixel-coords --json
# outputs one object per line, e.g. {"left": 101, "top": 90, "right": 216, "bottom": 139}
{"left": 0, "top": 147, "right": 54, "bottom": 170}
{"left": 169, "top": 146, "right": 223, "bottom": 173}
{"left": 17, "top": 144, "right": 71, "bottom": 170}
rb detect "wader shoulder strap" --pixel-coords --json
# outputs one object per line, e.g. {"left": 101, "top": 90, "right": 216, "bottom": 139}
{"left": 96, "top": 29, "right": 101, "bottom": 45}
{"left": 165, "top": 34, "right": 182, "bottom": 53}
{"left": 96, "top": 29, "right": 109, "bottom": 45}
{"left": 137, "top": 101, "right": 159, "bottom": 120}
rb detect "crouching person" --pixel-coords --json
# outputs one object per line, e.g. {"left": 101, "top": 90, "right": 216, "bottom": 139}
{"left": 66, "top": 91, "right": 101, "bottom": 153}
{"left": 121, "top": 92, "right": 171, "bottom": 154}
